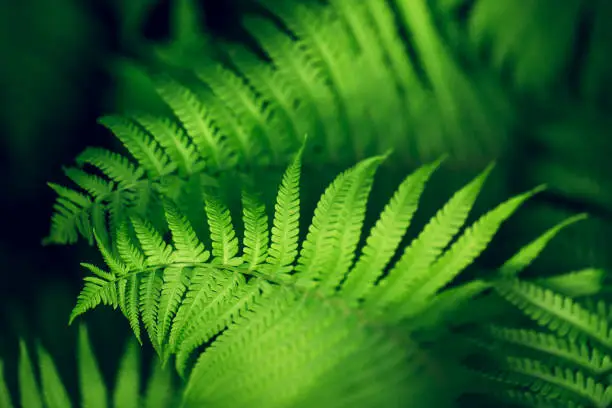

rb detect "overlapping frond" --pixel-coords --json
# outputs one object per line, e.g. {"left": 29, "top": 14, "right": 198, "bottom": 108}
{"left": 467, "top": 277, "right": 612, "bottom": 407}
{"left": 45, "top": 0, "right": 518, "bottom": 248}
{"left": 68, "top": 148, "right": 560, "bottom": 407}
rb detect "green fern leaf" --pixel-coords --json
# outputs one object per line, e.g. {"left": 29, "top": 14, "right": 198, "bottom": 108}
{"left": 504, "top": 357, "right": 610, "bottom": 407}
{"left": 112, "top": 340, "right": 140, "bottom": 408}
{"left": 221, "top": 42, "right": 307, "bottom": 151}
{"left": 118, "top": 273, "right": 142, "bottom": 345}
{"left": 63, "top": 167, "right": 115, "bottom": 200}
{"left": 204, "top": 191, "right": 241, "bottom": 266}
{"left": 400, "top": 185, "right": 544, "bottom": 318}
{"left": 295, "top": 154, "right": 387, "bottom": 291}
{"left": 78, "top": 326, "right": 108, "bottom": 408}
{"left": 36, "top": 344, "right": 72, "bottom": 408}
{"left": 69, "top": 274, "right": 118, "bottom": 324}
{"left": 341, "top": 156, "right": 444, "bottom": 302}
{"left": 193, "top": 60, "right": 284, "bottom": 162}
{"left": 174, "top": 273, "right": 265, "bottom": 376}
{"left": 366, "top": 163, "right": 495, "bottom": 310}
{"left": 131, "top": 114, "right": 202, "bottom": 176}
{"left": 154, "top": 75, "right": 232, "bottom": 169}
{"left": 499, "top": 214, "right": 588, "bottom": 278}
{"left": 157, "top": 266, "right": 191, "bottom": 361}
{"left": 18, "top": 341, "right": 42, "bottom": 408}
{"left": 241, "top": 16, "right": 345, "bottom": 157}
{"left": 241, "top": 189, "right": 270, "bottom": 270}
{"left": 98, "top": 116, "right": 176, "bottom": 178}
{"left": 94, "top": 230, "right": 128, "bottom": 276}
{"left": 162, "top": 199, "right": 210, "bottom": 263}
{"left": 76, "top": 147, "right": 144, "bottom": 187}
{"left": 45, "top": 183, "right": 93, "bottom": 245}
{"left": 488, "top": 326, "right": 612, "bottom": 375}
{"left": 0, "top": 360, "right": 13, "bottom": 408}
{"left": 265, "top": 144, "right": 303, "bottom": 274}
{"left": 139, "top": 271, "right": 164, "bottom": 354}
{"left": 537, "top": 269, "right": 606, "bottom": 298}
{"left": 496, "top": 280, "right": 612, "bottom": 349}
{"left": 116, "top": 223, "right": 147, "bottom": 270}
{"left": 130, "top": 217, "right": 175, "bottom": 266}
{"left": 142, "top": 358, "right": 174, "bottom": 408}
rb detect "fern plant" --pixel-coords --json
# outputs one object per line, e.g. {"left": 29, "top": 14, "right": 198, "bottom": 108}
{"left": 0, "top": 326, "right": 178, "bottom": 408}
{"left": 45, "top": 0, "right": 518, "bottom": 247}
{"left": 38, "top": 2, "right": 611, "bottom": 406}
{"left": 58, "top": 136, "right": 596, "bottom": 407}
{"left": 467, "top": 278, "right": 612, "bottom": 408}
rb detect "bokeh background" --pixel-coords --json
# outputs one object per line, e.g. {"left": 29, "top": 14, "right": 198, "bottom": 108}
{"left": 0, "top": 0, "right": 610, "bottom": 403}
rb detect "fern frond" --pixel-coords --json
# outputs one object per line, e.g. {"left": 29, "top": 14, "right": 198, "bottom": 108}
{"left": 295, "top": 153, "right": 387, "bottom": 292}
{"left": 241, "top": 189, "right": 270, "bottom": 270}
{"left": 157, "top": 266, "right": 191, "bottom": 361}
{"left": 153, "top": 74, "right": 235, "bottom": 169}
{"left": 69, "top": 154, "right": 561, "bottom": 407}
{"left": 496, "top": 280, "right": 612, "bottom": 349}
{"left": 401, "top": 185, "right": 544, "bottom": 316}
{"left": 116, "top": 223, "right": 147, "bottom": 270}
{"left": 537, "top": 268, "right": 606, "bottom": 298}
{"left": 76, "top": 147, "right": 145, "bottom": 186}
{"left": 45, "top": 147, "right": 150, "bottom": 246}
{"left": 340, "top": 156, "right": 444, "bottom": 302}
{"left": 173, "top": 272, "right": 267, "bottom": 376}
{"left": 123, "top": 274, "right": 142, "bottom": 344}
{"left": 255, "top": 0, "right": 370, "bottom": 155}
{"left": 499, "top": 214, "right": 588, "bottom": 278}
{"left": 503, "top": 357, "right": 611, "bottom": 407}
{"left": 193, "top": 60, "right": 285, "bottom": 162}
{"left": 139, "top": 270, "right": 164, "bottom": 353}
{"left": 265, "top": 144, "right": 303, "bottom": 274}
{"left": 131, "top": 114, "right": 203, "bottom": 177}
{"left": 181, "top": 286, "right": 422, "bottom": 408}
{"left": 241, "top": 16, "right": 345, "bottom": 158}
{"left": 488, "top": 326, "right": 612, "bottom": 375}
{"left": 162, "top": 199, "right": 210, "bottom": 263}
{"left": 63, "top": 167, "right": 115, "bottom": 200}
{"left": 497, "top": 388, "right": 587, "bottom": 408}
{"left": 471, "top": 276, "right": 612, "bottom": 407}
{"left": 45, "top": 183, "right": 93, "bottom": 245}
{"left": 69, "top": 273, "right": 118, "bottom": 324}
{"left": 204, "top": 191, "right": 241, "bottom": 266}
{"left": 130, "top": 216, "right": 175, "bottom": 266}
{"left": 99, "top": 116, "right": 176, "bottom": 178}
{"left": 366, "top": 163, "right": 495, "bottom": 310}
{"left": 221, "top": 42, "right": 308, "bottom": 150}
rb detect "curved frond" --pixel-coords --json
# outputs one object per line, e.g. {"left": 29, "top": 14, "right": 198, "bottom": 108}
{"left": 496, "top": 280, "right": 612, "bottom": 349}
{"left": 68, "top": 155, "right": 560, "bottom": 407}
